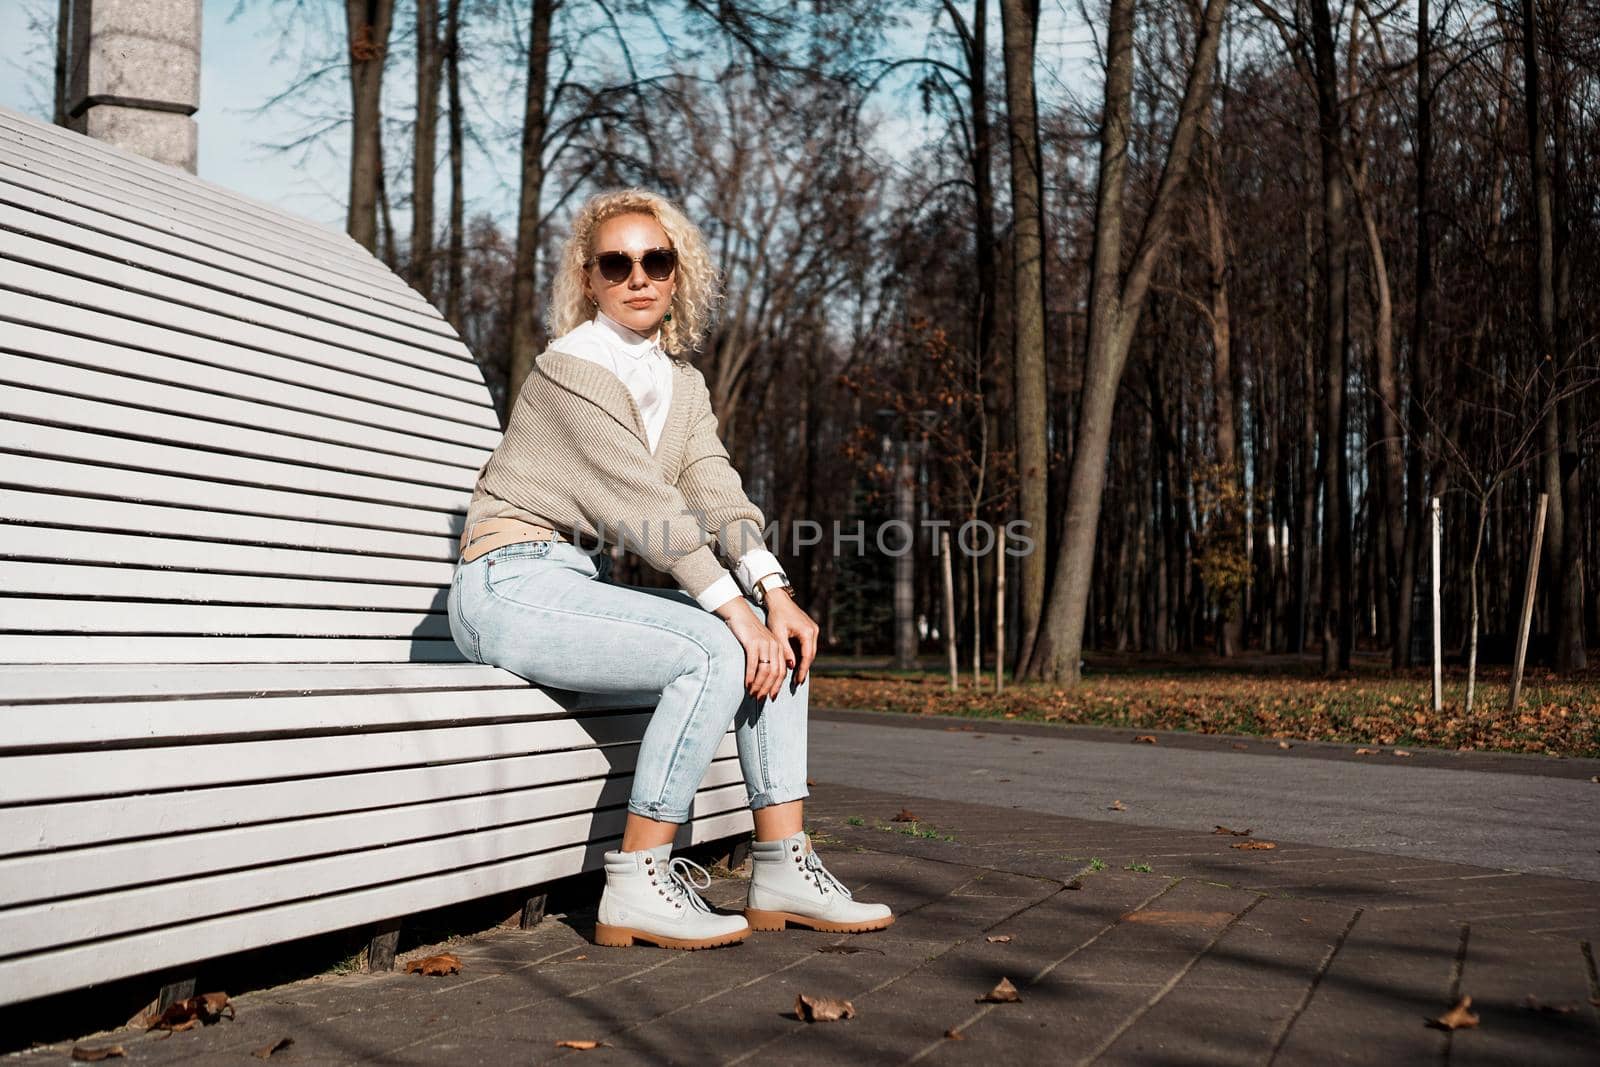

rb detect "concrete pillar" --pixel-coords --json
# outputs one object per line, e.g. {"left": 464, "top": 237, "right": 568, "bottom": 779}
{"left": 64, "top": 0, "right": 202, "bottom": 173}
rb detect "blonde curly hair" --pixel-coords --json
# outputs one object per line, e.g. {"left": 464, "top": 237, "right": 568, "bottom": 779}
{"left": 546, "top": 189, "right": 723, "bottom": 358}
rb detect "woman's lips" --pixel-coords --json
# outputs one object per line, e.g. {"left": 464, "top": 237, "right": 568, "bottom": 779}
{"left": 624, "top": 298, "right": 654, "bottom": 308}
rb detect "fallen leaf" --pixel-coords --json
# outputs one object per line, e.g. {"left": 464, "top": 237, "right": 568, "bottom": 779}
{"left": 945, "top": 1028, "right": 965, "bottom": 1040}
{"left": 70, "top": 1046, "right": 125, "bottom": 1062}
{"left": 1393, "top": 749, "right": 1413, "bottom": 758}
{"left": 252, "top": 1037, "right": 294, "bottom": 1059}
{"left": 795, "top": 993, "right": 856, "bottom": 1021}
{"left": 891, "top": 808, "right": 918, "bottom": 822}
{"left": 573, "top": 955, "right": 587, "bottom": 961}
{"left": 1428, "top": 996, "right": 1479, "bottom": 1030}
{"left": 1213, "top": 825, "right": 1252, "bottom": 836}
{"left": 1231, "top": 743, "right": 1249, "bottom": 750}
{"left": 1133, "top": 735, "right": 1157, "bottom": 744}
{"left": 147, "top": 992, "right": 235, "bottom": 1031}
{"left": 404, "top": 953, "right": 462, "bottom": 976}
{"left": 1589, "top": 776, "right": 1598, "bottom": 784}
{"left": 1355, "top": 748, "right": 1380, "bottom": 755}
{"left": 976, "top": 977, "right": 1022, "bottom": 1003}
{"left": 1108, "top": 800, "right": 1126, "bottom": 811}
{"left": 1232, "top": 841, "right": 1277, "bottom": 850}
{"left": 986, "top": 934, "right": 1013, "bottom": 943}
{"left": 1278, "top": 741, "right": 1293, "bottom": 749}
{"left": 555, "top": 1039, "right": 607, "bottom": 1050}
{"left": 1522, "top": 995, "right": 1578, "bottom": 1015}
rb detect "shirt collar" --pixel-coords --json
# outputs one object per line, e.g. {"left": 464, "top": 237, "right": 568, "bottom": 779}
{"left": 594, "top": 308, "right": 663, "bottom": 360}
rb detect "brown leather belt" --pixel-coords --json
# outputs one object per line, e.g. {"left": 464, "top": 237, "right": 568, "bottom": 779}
{"left": 458, "top": 516, "right": 567, "bottom": 563}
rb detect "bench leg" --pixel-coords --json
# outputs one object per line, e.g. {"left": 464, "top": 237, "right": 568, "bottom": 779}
{"left": 366, "top": 917, "right": 402, "bottom": 972}
{"left": 157, "top": 976, "right": 195, "bottom": 1011}
{"left": 519, "top": 893, "right": 547, "bottom": 930}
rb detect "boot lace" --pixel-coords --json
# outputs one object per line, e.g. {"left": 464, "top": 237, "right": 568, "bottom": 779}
{"left": 662, "top": 856, "right": 716, "bottom": 913}
{"left": 800, "top": 849, "right": 854, "bottom": 899}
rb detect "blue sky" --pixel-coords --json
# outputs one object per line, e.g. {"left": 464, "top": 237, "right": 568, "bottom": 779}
{"left": 0, "top": 0, "right": 1097, "bottom": 236}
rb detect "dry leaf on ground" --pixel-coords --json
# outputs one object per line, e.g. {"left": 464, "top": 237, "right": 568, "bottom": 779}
{"left": 555, "top": 1039, "right": 607, "bottom": 1050}
{"left": 1355, "top": 748, "right": 1381, "bottom": 755}
{"left": 147, "top": 992, "right": 235, "bottom": 1032}
{"left": 404, "top": 953, "right": 462, "bottom": 976}
{"left": 795, "top": 993, "right": 856, "bottom": 1021}
{"left": 1133, "top": 735, "right": 1157, "bottom": 744}
{"left": 252, "top": 1037, "right": 294, "bottom": 1059}
{"left": 70, "top": 1046, "right": 125, "bottom": 1062}
{"left": 891, "top": 808, "right": 918, "bottom": 822}
{"left": 1232, "top": 841, "right": 1277, "bottom": 850}
{"left": 1278, "top": 741, "right": 1293, "bottom": 749}
{"left": 1108, "top": 800, "right": 1126, "bottom": 811}
{"left": 986, "top": 934, "right": 1013, "bottom": 943}
{"left": 977, "top": 977, "right": 1022, "bottom": 1003}
{"left": 945, "top": 1028, "right": 965, "bottom": 1040}
{"left": 1213, "top": 825, "right": 1252, "bottom": 836}
{"left": 1393, "top": 749, "right": 1413, "bottom": 757}
{"left": 1428, "top": 996, "right": 1479, "bottom": 1030}
{"left": 1522, "top": 995, "right": 1578, "bottom": 1014}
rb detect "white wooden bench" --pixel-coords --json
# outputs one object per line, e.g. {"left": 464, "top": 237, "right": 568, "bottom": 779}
{"left": 0, "top": 104, "right": 751, "bottom": 1008}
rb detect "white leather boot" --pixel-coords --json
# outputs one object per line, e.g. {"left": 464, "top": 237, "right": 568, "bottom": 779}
{"left": 594, "top": 843, "right": 750, "bottom": 950}
{"left": 745, "top": 831, "right": 895, "bottom": 933}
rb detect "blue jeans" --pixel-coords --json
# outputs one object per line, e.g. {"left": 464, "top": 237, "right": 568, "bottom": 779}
{"left": 447, "top": 539, "right": 809, "bottom": 823}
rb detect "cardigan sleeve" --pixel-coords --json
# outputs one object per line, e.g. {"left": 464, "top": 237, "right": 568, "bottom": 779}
{"left": 674, "top": 369, "right": 773, "bottom": 573}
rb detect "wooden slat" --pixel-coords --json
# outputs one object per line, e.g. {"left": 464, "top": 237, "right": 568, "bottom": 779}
{"left": 0, "top": 452, "right": 463, "bottom": 537}
{"left": 0, "top": 635, "right": 467, "bottom": 664}
{"left": 0, "top": 320, "right": 497, "bottom": 464}
{"left": 3, "top": 401, "right": 474, "bottom": 510}
{"left": 3, "top": 597, "right": 448, "bottom": 639}
{"left": 0, "top": 561, "right": 446, "bottom": 615}
{"left": 0, "top": 713, "right": 668, "bottom": 802}
{"left": 1, "top": 259, "right": 490, "bottom": 406}
{"left": 0, "top": 759, "right": 745, "bottom": 906}
{"left": 0, "top": 493, "right": 459, "bottom": 563}
{"left": 0, "top": 806, "right": 752, "bottom": 1007}
{"left": 0, "top": 661, "right": 540, "bottom": 701}
{"left": 3, "top": 370, "right": 482, "bottom": 488}
{"left": 0, "top": 217, "right": 479, "bottom": 382}
{"left": 0, "top": 108, "right": 402, "bottom": 292}
{"left": 0, "top": 177, "right": 470, "bottom": 358}
{"left": 0, "top": 527, "right": 454, "bottom": 587}
{"left": 0, "top": 732, "right": 728, "bottom": 854}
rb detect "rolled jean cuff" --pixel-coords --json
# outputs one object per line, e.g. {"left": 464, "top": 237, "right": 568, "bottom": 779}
{"left": 746, "top": 783, "right": 811, "bottom": 811}
{"left": 627, "top": 798, "right": 691, "bottom": 823}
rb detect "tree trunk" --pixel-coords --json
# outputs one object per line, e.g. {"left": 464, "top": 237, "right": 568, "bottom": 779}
{"left": 411, "top": 0, "right": 443, "bottom": 296}
{"left": 1310, "top": 0, "right": 1351, "bottom": 673}
{"left": 1027, "top": 0, "right": 1228, "bottom": 684}
{"left": 507, "top": 0, "right": 554, "bottom": 400}
{"left": 345, "top": 0, "right": 396, "bottom": 253}
{"left": 444, "top": 0, "right": 464, "bottom": 327}
{"left": 1000, "top": 0, "right": 1048, "bottom": 673}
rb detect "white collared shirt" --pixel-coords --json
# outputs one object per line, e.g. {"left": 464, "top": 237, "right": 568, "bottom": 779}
{"left": 550, "top": 310, "right": 786, "bottom": 613}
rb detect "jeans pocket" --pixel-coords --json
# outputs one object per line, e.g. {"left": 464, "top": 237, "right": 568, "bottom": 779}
{"left": 447, "top": 567, "right": 483, "bottom": 662}
{"left": 483, "top": 539, "right": 556, "bottom": 593}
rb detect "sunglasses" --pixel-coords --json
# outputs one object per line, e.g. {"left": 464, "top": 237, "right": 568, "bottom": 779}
{"left": 585, "top": 247, "right": 678, "bottom": 284}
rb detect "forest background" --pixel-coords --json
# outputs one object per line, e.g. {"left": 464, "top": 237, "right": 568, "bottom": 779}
{"left": 7, "top": 1, "right": 1598, "bottom": 752}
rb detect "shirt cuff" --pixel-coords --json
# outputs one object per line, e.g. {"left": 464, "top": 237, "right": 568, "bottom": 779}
{"left": 734, "top": 549, "right": 785, "bottom": 594}
{"left": 693, "top": 573, "right": 743, "bottom": 613}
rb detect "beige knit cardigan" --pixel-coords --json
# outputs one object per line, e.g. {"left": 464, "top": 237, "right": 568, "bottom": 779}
{"left": 463, "top": 347, "right": 768, "bottom": 600}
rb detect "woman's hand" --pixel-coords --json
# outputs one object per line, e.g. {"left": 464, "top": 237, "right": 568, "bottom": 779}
{"left": 762, "top": 590, "right": 818, "bottom": 686}
{"left": 716, "top": 599, "right": 789, "bottom": 700}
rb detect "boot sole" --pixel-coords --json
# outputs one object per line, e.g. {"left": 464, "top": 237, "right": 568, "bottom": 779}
{"left": 744, "top": 908, "right": 896, "bottom": 933}
{"left": 593, "top": 923, "right": 749, "bottom": 950}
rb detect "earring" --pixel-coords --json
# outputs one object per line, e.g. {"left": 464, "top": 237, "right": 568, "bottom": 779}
{"left": 663, "top": 312, "right": 673, "bottom": 322}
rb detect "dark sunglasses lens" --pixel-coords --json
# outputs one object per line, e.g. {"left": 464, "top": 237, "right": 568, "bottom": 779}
{"left": 595, "top": 252, "right": 632, "bottom": 283}
{"left": 642, "top": 249, "right": 677, "bottom": 280}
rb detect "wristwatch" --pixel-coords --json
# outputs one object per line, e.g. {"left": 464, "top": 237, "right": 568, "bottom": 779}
{"left": 751, "top": 571, "right": 795, "bottom": 606}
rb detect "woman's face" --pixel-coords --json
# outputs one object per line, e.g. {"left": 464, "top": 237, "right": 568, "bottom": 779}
{"left": 582, "top": 212, "right": 677, "bottom": 340}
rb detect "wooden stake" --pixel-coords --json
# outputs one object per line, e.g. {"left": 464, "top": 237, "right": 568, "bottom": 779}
{"left": 1430, "top": 496, "right": 1443, "bottom": 713}
{"left": 995, "top": 526, "right": 1006, "bottom": 694}
{"left": 1507, "top": 492, "right": 1549, "bottom": 715}
{"left": 942, "top": 530, "right": 958, "bottom": 691}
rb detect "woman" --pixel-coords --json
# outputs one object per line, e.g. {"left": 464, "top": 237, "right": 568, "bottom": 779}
{"left": 447, "top": 189, "right": 893, "bottom": 950}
